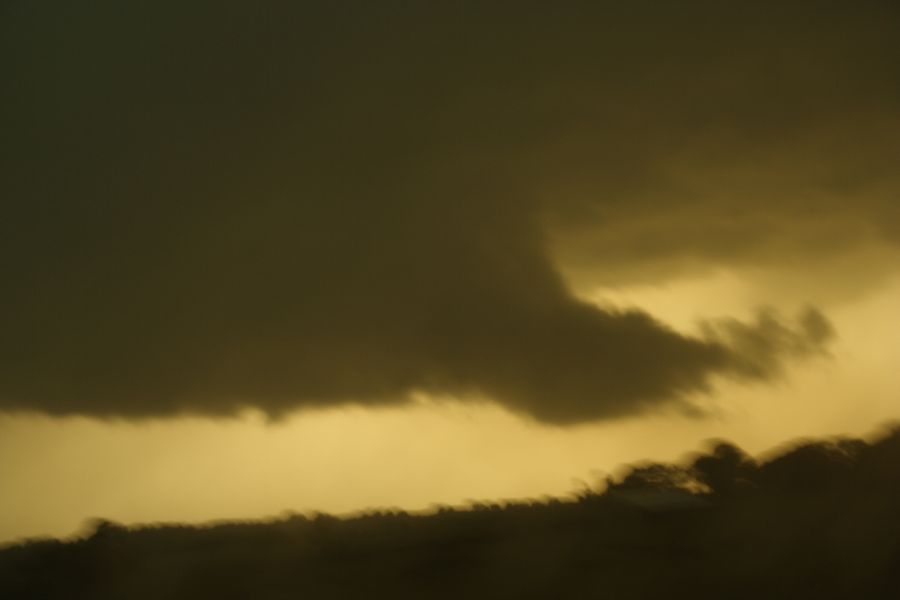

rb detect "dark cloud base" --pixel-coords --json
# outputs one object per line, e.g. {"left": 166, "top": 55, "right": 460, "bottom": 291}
{"left": 2, "top": 427, "right": 899, "bottom": 599}
{"left": 1, "top": 1, "right": 895, "bottom": 422}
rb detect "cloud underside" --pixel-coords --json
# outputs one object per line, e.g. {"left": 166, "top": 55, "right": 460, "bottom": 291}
{"left": 1, "top": 1, "right": 896, "bottom": 422}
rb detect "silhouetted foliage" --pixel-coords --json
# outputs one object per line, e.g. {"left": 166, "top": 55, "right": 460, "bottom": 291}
{"left": 2, "top": 427, "right": 900, "bottom": 599}
{"left": 613, "top": 462, "right": 695, "bottom": 492}
{"left": 691, "top": 441, "right": 757, "bottom": 497}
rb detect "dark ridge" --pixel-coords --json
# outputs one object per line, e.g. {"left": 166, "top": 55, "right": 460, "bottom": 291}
{"left": 2, "top": 426, "right": 899, "bottom": 599}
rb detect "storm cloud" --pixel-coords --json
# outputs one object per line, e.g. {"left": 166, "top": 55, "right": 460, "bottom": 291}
{"left": 2, "top": 1, "right": 895, "bottom": 422}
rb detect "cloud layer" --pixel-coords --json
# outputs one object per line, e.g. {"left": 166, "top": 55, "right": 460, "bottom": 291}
{"left": 2, "top": 2, "right": 895, "bottom": 421}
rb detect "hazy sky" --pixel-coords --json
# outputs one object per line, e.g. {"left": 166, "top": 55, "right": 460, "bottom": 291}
{"left": 2, "top": 1, "right": 899, "bottom": 542}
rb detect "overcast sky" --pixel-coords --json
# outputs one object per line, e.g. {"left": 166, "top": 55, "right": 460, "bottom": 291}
{"left": 2, "top": 1, "right": 899, "bottom": 542}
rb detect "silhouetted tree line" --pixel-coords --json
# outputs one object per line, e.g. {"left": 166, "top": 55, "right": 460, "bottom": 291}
{"left": 2, "top": 427, "right": 899, "bottom": 599}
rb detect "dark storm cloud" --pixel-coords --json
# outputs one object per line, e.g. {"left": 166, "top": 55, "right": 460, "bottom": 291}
{"left": 700, "top": 307, "right": 834, "bottom": 381}
{"left": 1, "top": 1, "right": 894, "bottom": 422}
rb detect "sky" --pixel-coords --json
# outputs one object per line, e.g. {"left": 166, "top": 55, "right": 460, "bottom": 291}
{"left": 1, "top": 1, "right": 899, "bottom": 543}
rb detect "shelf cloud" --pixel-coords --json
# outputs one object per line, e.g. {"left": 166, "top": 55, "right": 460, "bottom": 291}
{"left": 1, "top": 1, "right": 895, "bottom": 422}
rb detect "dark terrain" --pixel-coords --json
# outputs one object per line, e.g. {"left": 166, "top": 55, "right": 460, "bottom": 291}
{"left": 2, "top": 427, "right": 899, "bottom": 599}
